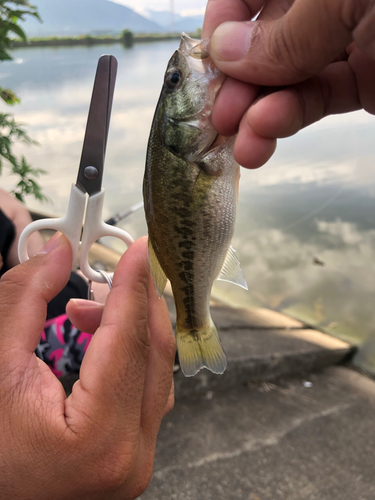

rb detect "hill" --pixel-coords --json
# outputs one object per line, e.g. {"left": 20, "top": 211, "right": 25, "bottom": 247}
{"left": 145, "top": 9, "right": 204, "bottom": 33}
{"left": 173, "top": 15, "right": 204, "bottom": 33}
{"left": 23, "top": 0, "right": 163, "bottom": 37}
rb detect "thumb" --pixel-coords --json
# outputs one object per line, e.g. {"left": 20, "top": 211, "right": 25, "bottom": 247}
{"left": 0, "top": 232, "right": 72, "bottom": 355}
{"left": 210, "top": 0, "right": 358, "bottom": 86}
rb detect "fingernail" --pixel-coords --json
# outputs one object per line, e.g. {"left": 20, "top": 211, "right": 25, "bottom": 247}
{"left": 37, "top": 231, "right": 64, "bottom": 255}
{"left": 211, "top": 21, "right": 255, "bottom": 61}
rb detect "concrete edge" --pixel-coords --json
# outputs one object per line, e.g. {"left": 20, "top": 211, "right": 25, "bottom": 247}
{"left": 60, "top": 346, "right": 356, "bottom": 398}
{"left": 173, "top": 346, "right": 356, "bottom": 399}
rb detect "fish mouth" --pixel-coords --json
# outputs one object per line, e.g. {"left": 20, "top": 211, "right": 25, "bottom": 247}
{"left": 178, "top": 33, "right": 219, "bottom": 80}
{"left": 179, "top": 33, "right": 210, "bottom": 60}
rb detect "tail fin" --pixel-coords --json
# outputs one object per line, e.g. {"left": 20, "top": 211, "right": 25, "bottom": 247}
{"left": 176, "top": 320, "right": 227, "bottom": 377}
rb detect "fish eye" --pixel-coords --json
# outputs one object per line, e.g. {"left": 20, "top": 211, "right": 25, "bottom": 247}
{"left": 165, "top": 69, "right": 183, "bottom": 89}
{"left": 170, "top": 72, "right": 180, "bottom": 84}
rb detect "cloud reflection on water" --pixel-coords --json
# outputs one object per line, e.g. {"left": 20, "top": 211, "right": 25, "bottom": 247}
{"left": 2, "top": 42, "right": 375, "bottom": 370}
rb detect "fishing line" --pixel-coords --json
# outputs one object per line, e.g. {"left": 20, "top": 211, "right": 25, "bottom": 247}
{"left": 277, "top": 184, "right": 347, "bottom": 232}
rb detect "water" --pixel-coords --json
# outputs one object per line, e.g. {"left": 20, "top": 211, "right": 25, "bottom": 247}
{"left": 2, "top": 42, "right": 375, "bottom": 370}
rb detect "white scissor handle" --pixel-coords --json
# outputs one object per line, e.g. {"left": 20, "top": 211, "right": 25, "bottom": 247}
{"left": 18, "top": 184, "right": 86, "bottom": 265}
{"left": 79, "top": 189, "right": 134, "bottom": 283}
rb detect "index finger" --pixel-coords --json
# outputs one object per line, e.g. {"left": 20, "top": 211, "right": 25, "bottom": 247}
{"left": 66, "top": 237, "right": 152, "bottom": 433}
{"left": 202, "top": 0, "right": 264, "bottom": 38}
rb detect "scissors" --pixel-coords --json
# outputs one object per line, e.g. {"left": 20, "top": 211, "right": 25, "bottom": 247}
{"left": 18, "top": 55, "right": 134, "bottom": 284}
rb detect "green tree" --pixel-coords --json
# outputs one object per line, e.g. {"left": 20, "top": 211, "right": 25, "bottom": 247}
{"left": 120, "top": 29, "right": 133, "bottom": 48}
{"left": 0, "top": 0, "right": 47, "bottom": 202}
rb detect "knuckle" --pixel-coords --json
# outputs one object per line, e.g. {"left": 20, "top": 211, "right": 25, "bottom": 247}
{"left": 116, "top": 325, "right": 151, "bottom": 378}
{"left": 0, "top": 266, "right": 34, "bottom": 314}
{"left": 134, "top": 263, "right": 151, "bottom": 296}
{"left": 129, "top": 324, "right": 152, "bottom": 357}
{"left": 294, "top": 73, "right": 333, "bottom": 130}
{"left": 335, "top": 0, "right": 370, "bottom": 30}
{"left": 269, "top": 21, "right": 311, "bottom": 80}
{"left": 314, "top": 75, "right": 333, "bottom": 119}
{"left": 133, "top": 308, "right": 152, "bottom": 347}
{"left": 1, "top": 264, "right": 30, "bottom": 291}
{"left": 162, "top": 334, "right": 177, "bottom": 363}
{"left": 113, "top": 262, "right": 149, "bottom": 303}
{"left": 150, "top": 324, "right": 176, "bottom": 367}
{"left": 352, "top": 3, "right": 375, "bottom": 52}
{"left": 279, "top": 0, "right": 294, "bottom": 15}
{"left": 260, "top": 0, "right": 294, "bottom": 20}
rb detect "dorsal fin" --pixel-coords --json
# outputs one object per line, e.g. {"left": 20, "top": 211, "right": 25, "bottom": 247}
{"left": 148, "top": 239, "right": 168, "bottom": 298}
{"left": 217, "top": 245, "right": 248, "bottom": 290}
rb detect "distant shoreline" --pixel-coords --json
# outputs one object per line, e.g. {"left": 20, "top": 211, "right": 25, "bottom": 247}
{"left": 11, "top": 31, "right": 201, "bottom": 49}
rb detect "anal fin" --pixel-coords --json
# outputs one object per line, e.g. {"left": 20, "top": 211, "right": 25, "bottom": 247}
{"left": 217, "top": 245, "right": 248, "bottom": 290}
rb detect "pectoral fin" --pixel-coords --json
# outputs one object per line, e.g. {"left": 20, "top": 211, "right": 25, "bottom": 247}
{"left": 217, "top": 245, "right": 248, "bottom": 290}
{"left": 148, "top": 239, "right": 168, "bottom": 298}
{"left": 191, "top": 170, "right": 216, "bottom": 212}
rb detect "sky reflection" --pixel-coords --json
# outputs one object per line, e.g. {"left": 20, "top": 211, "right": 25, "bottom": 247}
{"left": 2, "top": 41, "right": 375, "bottom": 371}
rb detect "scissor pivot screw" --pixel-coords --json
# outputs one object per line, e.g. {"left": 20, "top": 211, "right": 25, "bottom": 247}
{"left": 84, "top": 166, "right": 99, "bottom": 180}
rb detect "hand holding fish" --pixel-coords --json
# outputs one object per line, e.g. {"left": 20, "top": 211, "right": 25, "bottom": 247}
{"left": 203, "top": 0, "right": 375, "bottom": 169}
{"left": 0, "top": 235, "right": 175, "bottom": 499}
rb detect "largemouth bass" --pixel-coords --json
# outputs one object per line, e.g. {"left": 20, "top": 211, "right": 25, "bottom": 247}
{"left": 143, "top": 33, "right": 247, "bottom": 377}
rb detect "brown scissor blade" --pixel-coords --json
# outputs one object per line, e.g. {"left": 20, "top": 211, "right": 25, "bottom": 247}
{"left": 76, "top": 54, "right": 117, "bottom": 196}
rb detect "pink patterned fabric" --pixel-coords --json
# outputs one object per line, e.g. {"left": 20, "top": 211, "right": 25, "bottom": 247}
{"left": 36, "top": 314, "right": 92, "bottom": 377}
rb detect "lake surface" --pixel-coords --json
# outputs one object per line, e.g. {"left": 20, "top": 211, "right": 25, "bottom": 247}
{"left": 2, "top": 41, "right": 375, "bottom": 370}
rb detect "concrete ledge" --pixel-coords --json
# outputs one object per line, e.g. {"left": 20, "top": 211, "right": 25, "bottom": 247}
{"left": 174, "top": 326, "right": 354, "bottom": 399}
{"left": 164, "top": 294, "right": 354, "bottom": 398}
{"left": 60, "top": 297, "right": 355, "bottom": 397}
{"left": 212, "top": 304, "right": 305, "bottom": 329}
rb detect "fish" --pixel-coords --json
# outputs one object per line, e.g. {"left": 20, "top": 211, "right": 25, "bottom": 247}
{"left": 143, "top": 33, "right": 248, "bottom": 377}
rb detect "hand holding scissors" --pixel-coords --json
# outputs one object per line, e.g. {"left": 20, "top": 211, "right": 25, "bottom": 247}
{"left": 18, "top": 55, "right": 133, "bottom": 284}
